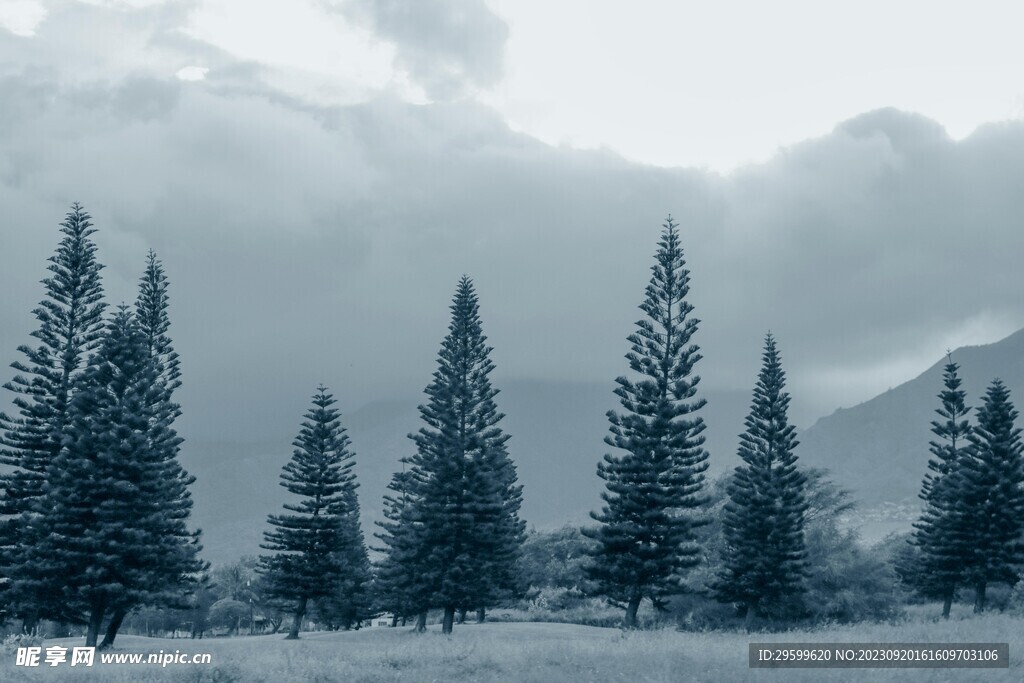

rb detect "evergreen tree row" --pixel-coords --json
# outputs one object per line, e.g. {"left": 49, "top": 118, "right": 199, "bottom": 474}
{"left": 907, "top": 361, "right": 1024, "bottom": 616}
{"left": 0, "top": 205, "right": 204, "bottom": 647}
{"left": 5, "top": 205, "right": 1023, "bottom": 640}
{"left": 582, "top": 218, "right": 809, "bottom": 629}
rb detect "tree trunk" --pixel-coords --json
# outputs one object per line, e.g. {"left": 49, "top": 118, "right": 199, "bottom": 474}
{"left": 21, "top": 612, "right": 39, "bottom": 636}
{"left": 390, "top": 614, "right": 399, "bottom": 628}
{"left": 286, "top": 596, "right": 308, "bottom": 639}
{"left": 442, "top": 606, "right": 455, "bottom": 634}
{"left": 942, "top": 590, "right": 953, "bottom": 619}
{"left": 743, "top": 601, "right": 758, "bottom": 632}
{"left": 99, "top": 608, "right": 127, "bottom": 650}
{"left": 414, "top": 611, "right": 426, "bottom": 633}
{"left": 476, "top": 607, "right": 485, "bottom": 623}
{"left": 457, "top": 608, "right": 467, "bottom": 624}
{"left": 624, "top": 590, "right": 642, "bottom": 629}
{"left": 85, "top": 603, "right": 106, "bottom": 648}
{"left": 974, "top": 581, "right": 987, "bottom": 614}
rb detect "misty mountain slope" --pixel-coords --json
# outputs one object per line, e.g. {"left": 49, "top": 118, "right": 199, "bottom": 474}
{"left": 797, "top": 328, "right": 1024, "bottom": 507}
{"left": 182, "top": 379, "right": 753, "bottom": 564}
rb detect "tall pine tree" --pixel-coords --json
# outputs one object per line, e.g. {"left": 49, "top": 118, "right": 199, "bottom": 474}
{"left": 259, "top": 386, "right": 368, "bottom": 638}
{"left": 713, "top": 334, "right": 807, "bottom": 628}
{"left": 0, "top": 203, "right": 106, "bottom": 631}
{"left": 24, "top": 308, "right": 203, "bottom": 647}
{"left": 584, "top": 216, "right": 710, "bottom": 628}
{"left": 908, "top": 358, "right": 972, "bottom": 618}
{"left": 98, "top": 250, "right": 188, "bottom": 649}
{"left": 393, "top": 276, "right": 525, "bottom": 635}
{"left": 955, "top": 379, "right": 1024, "bottom": 613}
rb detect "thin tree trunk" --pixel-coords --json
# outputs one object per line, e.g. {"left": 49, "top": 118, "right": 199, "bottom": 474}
{"left": 476, "top": 607, "right": 485, "bottom": 623}
{"left": 942, "top": 590, "right": 953, "bottom": 619}
{"left": 442, "top": 606, "right": 455, "bottom": 635}
{"left": 457, "top": 608, "right": 467, "bottom": 624}
{"left": 743, "top": 601, "right": 758, "bottom": 632}
{"left": 624, "top": 589, "right": 642, "bottom": 629}
{"left": 414, "top": 611, "right": 426, "bottom": 633}
{"left": 85, "top": 603, "right": 106, "bottom": 648}
{"left": 974, "top": 581, "right": 987, "bottom": 614}
{"left": 390, "top": 614, "right": 399, "bottom": 628}
{"left": 21, "top": 612, "right": 39, "bottom": 636}
{"left": 286, "top": 596, "right": 308, "bottom": 639}
{"left": 99, "top": 608, "right": 127, "bottom": 650}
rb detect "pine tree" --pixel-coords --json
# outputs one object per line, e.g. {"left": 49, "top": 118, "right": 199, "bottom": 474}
{"left": 908, "top": 358, "right": 971, "bottom": 618}
{"left": 584, "top": 216, "right": 710, "bottom": 628}
{"left": 259, "top": 386, "right": 368, "bottom": 638}
{"left": 955, "top": 379, "right": 1024, "bottom": 613}
{"left": 373, "top": 468, "right": 424, "bottom": 626}
{"left": 135, "top": 250, "right": 180, "bottom": 391}
{"left": 713, "top": 334, "right": 807, "bottom": 627}
{"left": 23, "top": 308, "right": 203, "bottom": 647}
{"left": 99, "top": 250, "right": 187, "bottom": 648}
{"left": 0, "top": 203, "right": 106, "bottom": 631}
{"left": 317, "top": 481, "right": 373, "bottom": 630}
{"left": 397, "top": 276, "right": 525, "bottom": 635}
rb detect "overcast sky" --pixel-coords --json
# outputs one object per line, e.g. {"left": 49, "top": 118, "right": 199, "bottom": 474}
{"left": 2, "top": 0, "right": 1024, "bottom": 436}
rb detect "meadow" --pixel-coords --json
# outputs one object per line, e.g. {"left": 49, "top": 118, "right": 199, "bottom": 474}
{"left": 3, "top": 609, "right": 1021, "bottom": 682}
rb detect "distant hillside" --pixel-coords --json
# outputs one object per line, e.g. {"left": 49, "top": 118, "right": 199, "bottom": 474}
{"left": 182, "top": 380, "right": 754, "bottom": 565}
{"left": 798, "top": 328, "right": 1024, "bottom": 508}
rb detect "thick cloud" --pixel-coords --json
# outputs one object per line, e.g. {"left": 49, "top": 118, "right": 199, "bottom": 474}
{"left": 2, "top": 0, "right": 1023, "bottom": 446}
{"left": 335, "top": 0, "right": 508, "bottom": 100}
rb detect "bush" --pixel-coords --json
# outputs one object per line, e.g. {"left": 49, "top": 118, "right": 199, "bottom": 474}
{"left": 2, "top": 633, "right": 44, "bottom": 655}
{"left": 523, "top": 586, "right": 588, "bottom": 612}
{"left": 519, "top": 526, "right": 594, "bottom": 590}
{"left": 208, "top": 599, "right": 250, "bottom": 634}
{"left": 802, "top": 524, "right": 903, "bottom": 624}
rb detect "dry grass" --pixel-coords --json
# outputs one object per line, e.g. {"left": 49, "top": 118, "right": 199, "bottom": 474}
{"left": 2, "top": 609, "right": 1021, "bottom": 682}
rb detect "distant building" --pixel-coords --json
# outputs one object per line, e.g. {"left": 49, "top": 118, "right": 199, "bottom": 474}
{"left": 371, "top": 613, "right": 394, "bottom": 628}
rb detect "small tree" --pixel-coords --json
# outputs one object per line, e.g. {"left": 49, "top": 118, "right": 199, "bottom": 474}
{"left": 374, "top": 469, "right": 430, "bottom": 629}
{"left": 908, "top": 358, "right": 972, "bottom": 617}
{"left": 259, "top": 386, "right": 367, "bottom": 639}
{"left": 713, "top": 334, "right": 807, "bottom": 627}
{"left": 584, "top": 216, "right": 710, "bottom": 628}
{"left": 956, "top": 379, "right": 1024, "bottom": 612}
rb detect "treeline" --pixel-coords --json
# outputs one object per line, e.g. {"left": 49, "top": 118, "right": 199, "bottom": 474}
{"left": 2, "top": 207, "right": 1023, "bottom": 645}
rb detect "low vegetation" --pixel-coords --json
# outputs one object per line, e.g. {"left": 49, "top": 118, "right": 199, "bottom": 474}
{"left": 3, "top": 614, "right": 1022, "bottom": 683}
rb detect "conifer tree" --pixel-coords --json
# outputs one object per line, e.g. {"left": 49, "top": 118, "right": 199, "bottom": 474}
{"left": 955, "top": 379, "right": 1024, "bottom": 613}
{"left": 373, "top": 469, "right": 425, "bottom": 627}
{"left": 397, "top": 276, "right": 525, "bottom": 635}
{"left": 317, "top": 482, "right": 373, "bottom": 630}
{"left": 0, "top": 203, "right": 106, "bottom": 631}
{"left": 99, "top": 252, "right": 187, "bottom": 648}
{"left": 713, "top": 334, "right": 807, "bottom": 627}
{"left": 259, "top": 386, "right": 368, "bottom": 638}
{"left": 24, "top": 308, "right": 203, "bottom": 647}
{"left": 908, "top": 358, "right": 971, "bottom": 618}
{"left": 584, "top": 216, "right": 709, "bottom": 628}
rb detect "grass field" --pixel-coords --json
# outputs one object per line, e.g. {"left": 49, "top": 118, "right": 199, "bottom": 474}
{"left": 3, "top": 611, "right": 1021, "bottom": 682}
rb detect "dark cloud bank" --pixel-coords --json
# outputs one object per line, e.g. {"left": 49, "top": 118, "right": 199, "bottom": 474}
{"left": 2, "top": 1, "right": 1024, "bottom": 558}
